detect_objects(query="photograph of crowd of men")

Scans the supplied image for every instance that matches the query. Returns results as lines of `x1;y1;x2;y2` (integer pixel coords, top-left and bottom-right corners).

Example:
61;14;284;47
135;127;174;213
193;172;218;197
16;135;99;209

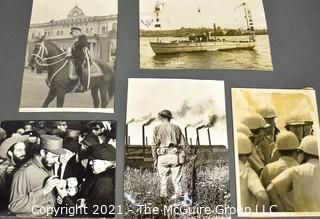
0;120;116;217
232;88;320;216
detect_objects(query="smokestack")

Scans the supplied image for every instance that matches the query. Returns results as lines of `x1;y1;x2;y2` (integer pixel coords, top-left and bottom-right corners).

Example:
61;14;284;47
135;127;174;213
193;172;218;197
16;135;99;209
196;128;200;145
125;124;129;146
207;128;211;146
184;126;189;145
142;125;146;146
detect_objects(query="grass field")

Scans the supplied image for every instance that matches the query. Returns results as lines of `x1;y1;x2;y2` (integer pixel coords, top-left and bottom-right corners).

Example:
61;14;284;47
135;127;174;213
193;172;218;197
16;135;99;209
124;160;230;218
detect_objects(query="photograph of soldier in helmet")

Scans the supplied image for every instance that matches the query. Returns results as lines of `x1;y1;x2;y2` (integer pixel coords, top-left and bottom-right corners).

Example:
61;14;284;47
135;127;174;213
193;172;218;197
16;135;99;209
232;88;320;217
124;79;230;218
20;0;117;112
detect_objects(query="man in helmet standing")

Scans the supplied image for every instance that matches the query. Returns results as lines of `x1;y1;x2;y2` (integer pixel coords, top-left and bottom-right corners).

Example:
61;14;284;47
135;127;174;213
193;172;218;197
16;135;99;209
68;26;90;92
284;113;305;142
237;132;269;212
267;135;320;212
300;112;314;137
237;123;265;175
257;106;280;143
241;113;272;165
152;110;187;206
260;131;300;207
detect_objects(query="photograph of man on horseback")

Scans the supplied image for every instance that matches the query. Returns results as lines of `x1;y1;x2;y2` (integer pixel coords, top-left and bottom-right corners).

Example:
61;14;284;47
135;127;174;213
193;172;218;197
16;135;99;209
20;0;117;112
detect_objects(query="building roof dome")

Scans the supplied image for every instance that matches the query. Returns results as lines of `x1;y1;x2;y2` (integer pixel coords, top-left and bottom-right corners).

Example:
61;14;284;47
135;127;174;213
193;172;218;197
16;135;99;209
67;5;85;18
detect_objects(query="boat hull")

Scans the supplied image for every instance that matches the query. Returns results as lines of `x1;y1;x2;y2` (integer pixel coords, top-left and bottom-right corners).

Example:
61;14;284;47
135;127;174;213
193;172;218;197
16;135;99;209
150;41;255;55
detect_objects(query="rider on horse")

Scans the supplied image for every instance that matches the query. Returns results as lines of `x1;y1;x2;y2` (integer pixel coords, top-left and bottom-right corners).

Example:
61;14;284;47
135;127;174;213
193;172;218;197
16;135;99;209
68;26;91;92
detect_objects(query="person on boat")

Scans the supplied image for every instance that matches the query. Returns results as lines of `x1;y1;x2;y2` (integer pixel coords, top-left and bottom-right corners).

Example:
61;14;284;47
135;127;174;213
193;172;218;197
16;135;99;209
68;27;91;92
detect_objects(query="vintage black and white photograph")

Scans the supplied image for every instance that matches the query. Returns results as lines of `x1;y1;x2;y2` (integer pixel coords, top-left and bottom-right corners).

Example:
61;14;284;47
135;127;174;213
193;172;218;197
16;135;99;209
20;0;117;112
124;78;230;218
0;120;116;217
140;0;273;70
232;88;320;217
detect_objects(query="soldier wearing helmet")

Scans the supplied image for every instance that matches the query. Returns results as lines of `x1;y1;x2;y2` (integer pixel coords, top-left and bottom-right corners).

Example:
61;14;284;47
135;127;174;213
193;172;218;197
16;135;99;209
257;106;280;142
152;110;187;206
237;132;270;212
237;124;265;174
241;113;272;165
267;135;320;212
284;113;305;142
260;131;300;203
300;112;314;137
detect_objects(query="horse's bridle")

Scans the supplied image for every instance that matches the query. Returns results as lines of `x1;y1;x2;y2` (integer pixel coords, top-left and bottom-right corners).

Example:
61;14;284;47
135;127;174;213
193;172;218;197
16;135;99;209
31;41;71;86
31;42;70;67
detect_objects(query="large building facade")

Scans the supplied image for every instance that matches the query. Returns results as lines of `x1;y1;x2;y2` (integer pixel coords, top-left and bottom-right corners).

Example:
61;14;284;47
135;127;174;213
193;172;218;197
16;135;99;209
25;6;117;66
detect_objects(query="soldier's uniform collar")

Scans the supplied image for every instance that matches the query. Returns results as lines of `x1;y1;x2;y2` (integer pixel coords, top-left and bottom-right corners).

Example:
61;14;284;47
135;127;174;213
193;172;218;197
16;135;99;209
32;154;52;173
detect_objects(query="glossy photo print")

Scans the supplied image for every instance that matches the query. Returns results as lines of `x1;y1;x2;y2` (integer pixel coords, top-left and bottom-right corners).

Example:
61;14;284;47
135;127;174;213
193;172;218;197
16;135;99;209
140;0;273;70
124;78;230;218
20;0;117;112
232;88;320;217
0;120;116;217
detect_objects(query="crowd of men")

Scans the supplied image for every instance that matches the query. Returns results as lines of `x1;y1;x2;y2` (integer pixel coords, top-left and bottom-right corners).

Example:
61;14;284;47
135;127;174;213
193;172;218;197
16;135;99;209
237;106;319;212
0;121;116;217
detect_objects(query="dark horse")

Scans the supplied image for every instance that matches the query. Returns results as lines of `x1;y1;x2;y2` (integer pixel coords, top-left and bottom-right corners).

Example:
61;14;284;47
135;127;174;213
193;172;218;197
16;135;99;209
29;36;115;108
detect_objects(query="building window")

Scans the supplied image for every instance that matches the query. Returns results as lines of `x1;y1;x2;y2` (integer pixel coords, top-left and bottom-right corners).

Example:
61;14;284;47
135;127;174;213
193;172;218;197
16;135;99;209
102;26;106;34
61;30;63;35
57;31;59;36
31;33;35;39
86;28;89;34
90;28;93;34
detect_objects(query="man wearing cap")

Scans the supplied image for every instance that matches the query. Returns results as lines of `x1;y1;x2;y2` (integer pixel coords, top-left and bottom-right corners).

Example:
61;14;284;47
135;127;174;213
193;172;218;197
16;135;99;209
152;110;187;205
56;144;115;217
0;135;29;211
89;121;110;144
52;121;68;139
267;135;320;212
68;26;90;92
237;132;270;212
260;131;300;211
8;135;65;217
241;113;272;165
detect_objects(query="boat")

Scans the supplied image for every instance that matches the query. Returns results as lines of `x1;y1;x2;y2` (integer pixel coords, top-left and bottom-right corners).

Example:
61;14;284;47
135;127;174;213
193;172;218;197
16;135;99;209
149;2;256;55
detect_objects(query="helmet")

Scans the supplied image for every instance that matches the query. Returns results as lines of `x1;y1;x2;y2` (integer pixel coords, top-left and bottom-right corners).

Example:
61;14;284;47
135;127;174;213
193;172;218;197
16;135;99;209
257;106;277;119
158;110;173;119
237;123;253;137
241;113;270;130
276;131;299;150
300;112;313;123
285;113;305;126
237;132;252;155
299;135;318;156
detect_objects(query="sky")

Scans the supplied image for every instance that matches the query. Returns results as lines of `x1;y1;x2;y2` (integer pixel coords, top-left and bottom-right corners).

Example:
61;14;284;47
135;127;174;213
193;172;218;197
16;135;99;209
232;88;319;130
126;78;228;147
140;0;269;30
30;0;118;24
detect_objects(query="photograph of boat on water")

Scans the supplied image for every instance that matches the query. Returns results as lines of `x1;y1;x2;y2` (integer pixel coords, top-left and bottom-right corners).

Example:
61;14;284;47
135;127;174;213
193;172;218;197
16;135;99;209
19;0;117;113
140;0;273;71
232;88;320;217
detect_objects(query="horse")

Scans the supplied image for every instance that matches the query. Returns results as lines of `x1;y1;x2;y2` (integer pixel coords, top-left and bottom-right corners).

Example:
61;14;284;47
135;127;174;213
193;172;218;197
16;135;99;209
28;36;115;108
